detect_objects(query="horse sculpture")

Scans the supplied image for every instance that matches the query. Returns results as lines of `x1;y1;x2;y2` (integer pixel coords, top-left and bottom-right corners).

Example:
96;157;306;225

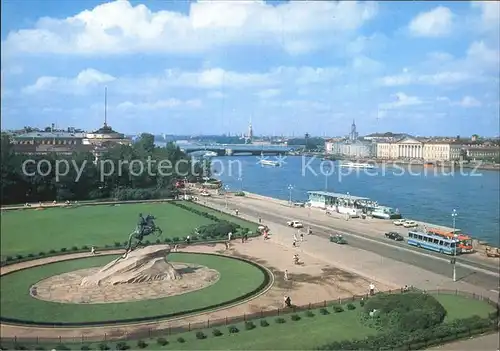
124;214;163;257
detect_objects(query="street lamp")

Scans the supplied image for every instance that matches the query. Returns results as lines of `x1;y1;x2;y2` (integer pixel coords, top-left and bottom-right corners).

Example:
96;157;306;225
224;185;229;208
324;166;329;191
451;209;458;282
184;177;188;200
238;177;243;191
288;184;293;206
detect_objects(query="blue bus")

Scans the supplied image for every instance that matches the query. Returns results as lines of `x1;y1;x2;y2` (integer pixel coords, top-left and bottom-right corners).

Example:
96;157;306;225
407;231;459;255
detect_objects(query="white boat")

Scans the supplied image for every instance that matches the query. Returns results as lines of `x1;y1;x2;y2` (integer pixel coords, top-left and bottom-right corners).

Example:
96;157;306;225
259;159;281;167
371;206;402;220
203;151;217;158
339;162;375;169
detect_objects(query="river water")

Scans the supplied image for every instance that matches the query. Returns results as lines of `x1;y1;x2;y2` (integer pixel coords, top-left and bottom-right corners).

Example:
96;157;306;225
210;155;500;245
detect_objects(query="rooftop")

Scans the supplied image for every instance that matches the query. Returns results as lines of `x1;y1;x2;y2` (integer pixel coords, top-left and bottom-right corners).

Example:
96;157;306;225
307;191;370;201
12;132;86;139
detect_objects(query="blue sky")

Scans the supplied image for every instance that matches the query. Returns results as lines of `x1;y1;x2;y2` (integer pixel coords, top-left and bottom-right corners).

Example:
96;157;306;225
1;0;499;137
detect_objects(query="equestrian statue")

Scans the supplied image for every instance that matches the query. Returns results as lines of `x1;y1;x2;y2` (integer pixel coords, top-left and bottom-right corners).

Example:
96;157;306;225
123;213;163;258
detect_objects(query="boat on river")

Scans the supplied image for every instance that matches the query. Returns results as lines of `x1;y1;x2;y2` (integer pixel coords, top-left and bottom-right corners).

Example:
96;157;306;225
307;191;401;219
339;162;376;169
259;159;281;167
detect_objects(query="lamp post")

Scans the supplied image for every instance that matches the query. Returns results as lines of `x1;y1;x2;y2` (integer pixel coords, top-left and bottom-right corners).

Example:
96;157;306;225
238;177;243;191
288;184;293;206
184;177;188;200
224;185;229;209
451;209;458;282
324;166;329;191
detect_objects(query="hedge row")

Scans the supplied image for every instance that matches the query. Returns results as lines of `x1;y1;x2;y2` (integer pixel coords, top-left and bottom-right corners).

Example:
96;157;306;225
317;313;499;350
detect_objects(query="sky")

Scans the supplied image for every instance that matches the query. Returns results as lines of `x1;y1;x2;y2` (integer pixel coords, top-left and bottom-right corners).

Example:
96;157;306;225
1;0;499;137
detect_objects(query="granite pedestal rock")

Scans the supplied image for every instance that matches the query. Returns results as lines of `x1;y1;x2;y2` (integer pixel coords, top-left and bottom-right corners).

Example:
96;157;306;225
81;245;181;286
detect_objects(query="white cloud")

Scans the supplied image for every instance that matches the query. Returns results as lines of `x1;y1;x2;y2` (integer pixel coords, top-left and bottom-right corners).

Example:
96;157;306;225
256;89;280;99
453;96;482;108
466;41;500;69
351;56;383;74
379;71;476;87
2;0;377;56
22;69;115;94
408;6;454;37
471;1;500;34
206;91;226;99
379;92;423;109
22;66;344;95
116;99;201;111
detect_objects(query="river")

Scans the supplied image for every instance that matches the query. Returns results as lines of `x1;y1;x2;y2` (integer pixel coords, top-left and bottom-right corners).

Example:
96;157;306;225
210;155;500;245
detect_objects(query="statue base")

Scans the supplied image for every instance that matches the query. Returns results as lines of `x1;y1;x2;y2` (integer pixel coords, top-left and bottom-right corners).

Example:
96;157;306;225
81;245;181;287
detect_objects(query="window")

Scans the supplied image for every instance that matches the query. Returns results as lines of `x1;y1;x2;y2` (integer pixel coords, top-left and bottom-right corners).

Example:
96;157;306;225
439;240;444;246
417;235;423;241
444;242;450;247
433;238;439;244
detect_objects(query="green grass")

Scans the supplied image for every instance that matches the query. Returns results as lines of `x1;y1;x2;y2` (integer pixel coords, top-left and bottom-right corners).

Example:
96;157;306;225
0;203;216;257
2;294;496;350
0;253;267;324
433;293;497;322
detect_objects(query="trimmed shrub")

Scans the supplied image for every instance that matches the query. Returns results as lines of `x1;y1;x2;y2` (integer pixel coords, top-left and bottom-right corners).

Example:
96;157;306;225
60;248;67;252
157;337;168;346
136;340;147;349
5;256;13;261
228;325;239;333
333;305;344;313
362;292;447;332
291;314;301;321
275;317;286;324
115;342;129;350
38;252;45;257
82;245;89;250
27;253;34;258
172;237;180;242
319;308;330;315
114;242;121;247
155;239;161;244
98;344;110;350
163;237;172;243
244;321;256;330
195;331;206;340
49;249;56;254
15;254;23;260
260;319;269;327
176;337;185;343
71;246;78;251
212;329;223;336
80;345;91;350
13;345;26;350
347;303;356;310
305;310;315;317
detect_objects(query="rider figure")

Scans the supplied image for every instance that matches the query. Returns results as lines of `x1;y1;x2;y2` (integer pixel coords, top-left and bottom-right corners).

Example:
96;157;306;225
138;213;147;236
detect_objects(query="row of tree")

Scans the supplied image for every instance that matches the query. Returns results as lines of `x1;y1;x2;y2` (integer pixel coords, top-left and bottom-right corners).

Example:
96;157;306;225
0;133;210;205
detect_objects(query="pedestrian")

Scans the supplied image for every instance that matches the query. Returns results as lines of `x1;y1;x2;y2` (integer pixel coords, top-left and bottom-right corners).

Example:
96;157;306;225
293;232;298;242
300;232;304;242
258;217;262;224
292;239;297;247
235;209;239;216
224;241;229;250
173;244;179;252
369;283;376;296
244;233;248;242
284;269;289;281
186;235;191;245
228;232;232;241
91;246;95;255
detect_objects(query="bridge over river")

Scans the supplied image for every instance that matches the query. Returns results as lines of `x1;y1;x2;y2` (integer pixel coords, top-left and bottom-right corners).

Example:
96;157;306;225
178;144;293;156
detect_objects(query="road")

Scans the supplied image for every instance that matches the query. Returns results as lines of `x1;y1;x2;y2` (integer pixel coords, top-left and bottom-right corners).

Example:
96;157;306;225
206;195;500;293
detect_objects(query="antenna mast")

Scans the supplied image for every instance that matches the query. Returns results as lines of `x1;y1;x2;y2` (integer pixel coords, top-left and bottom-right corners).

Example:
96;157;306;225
104;87;108;127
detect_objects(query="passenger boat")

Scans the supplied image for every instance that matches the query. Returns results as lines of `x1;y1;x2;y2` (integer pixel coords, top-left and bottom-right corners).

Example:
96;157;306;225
259;159;281;167
307;191;401;219
339;162;375;169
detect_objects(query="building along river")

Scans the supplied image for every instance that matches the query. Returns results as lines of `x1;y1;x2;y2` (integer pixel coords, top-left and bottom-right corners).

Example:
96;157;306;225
211;155;500;246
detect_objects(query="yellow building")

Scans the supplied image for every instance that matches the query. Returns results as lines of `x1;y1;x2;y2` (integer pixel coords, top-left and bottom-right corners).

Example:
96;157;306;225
376;137;462;161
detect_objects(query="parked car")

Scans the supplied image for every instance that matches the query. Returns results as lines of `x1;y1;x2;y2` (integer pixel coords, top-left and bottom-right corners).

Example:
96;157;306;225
200;191;210;196
385;232;404;241
403;220;418;228
393;219;407;226
287;220;303;228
